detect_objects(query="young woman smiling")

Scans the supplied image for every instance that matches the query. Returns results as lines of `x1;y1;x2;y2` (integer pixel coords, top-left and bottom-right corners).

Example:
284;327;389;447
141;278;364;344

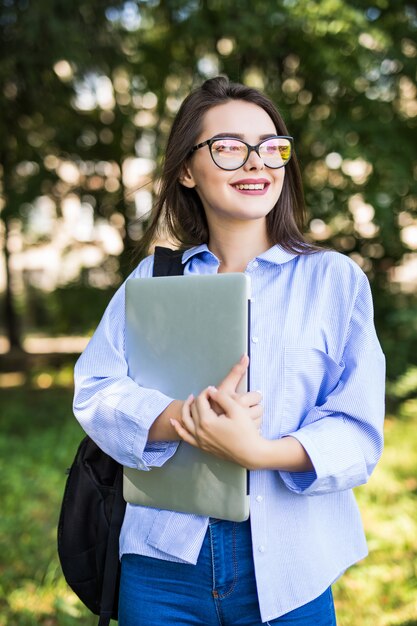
73;77;385;625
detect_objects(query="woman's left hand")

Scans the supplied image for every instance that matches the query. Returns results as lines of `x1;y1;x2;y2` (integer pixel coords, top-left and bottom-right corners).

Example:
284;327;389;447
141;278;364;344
170;387;266;469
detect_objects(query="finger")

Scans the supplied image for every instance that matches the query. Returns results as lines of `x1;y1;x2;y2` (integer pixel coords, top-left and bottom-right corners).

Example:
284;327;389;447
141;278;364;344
194;390;217;422
195;386;223;416
181;393;194;417
249;404;263;420
189;398;202;426
182;407;197;434
206;387;240;417
253;415;262;428
181;394;196;432
218;355;249;395
170;419;199;447
236;390;262;408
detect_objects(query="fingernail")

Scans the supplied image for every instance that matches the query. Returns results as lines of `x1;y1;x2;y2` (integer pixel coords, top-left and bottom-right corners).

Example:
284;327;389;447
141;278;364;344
208;385;217;392
169;418;176;426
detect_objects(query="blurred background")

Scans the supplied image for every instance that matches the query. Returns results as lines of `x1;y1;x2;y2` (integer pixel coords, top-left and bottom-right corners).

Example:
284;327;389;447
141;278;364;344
0;1;416;625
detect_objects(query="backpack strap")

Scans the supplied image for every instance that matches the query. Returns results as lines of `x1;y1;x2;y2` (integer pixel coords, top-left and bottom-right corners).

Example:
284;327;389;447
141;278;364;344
98;467;126;626
153;246;185;276
97;246;185;626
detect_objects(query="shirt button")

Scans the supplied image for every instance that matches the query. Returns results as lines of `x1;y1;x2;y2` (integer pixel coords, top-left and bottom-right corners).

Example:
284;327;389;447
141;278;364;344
252;336;259;343
251;297;256;303
256;495;263;503
258;545;266;553
253;260;259;268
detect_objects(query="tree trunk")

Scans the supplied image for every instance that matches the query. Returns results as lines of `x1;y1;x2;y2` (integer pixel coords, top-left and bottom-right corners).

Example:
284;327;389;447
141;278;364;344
2;216;23;351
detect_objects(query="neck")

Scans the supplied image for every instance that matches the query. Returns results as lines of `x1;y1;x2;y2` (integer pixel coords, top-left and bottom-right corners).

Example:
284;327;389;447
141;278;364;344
208;220;271;273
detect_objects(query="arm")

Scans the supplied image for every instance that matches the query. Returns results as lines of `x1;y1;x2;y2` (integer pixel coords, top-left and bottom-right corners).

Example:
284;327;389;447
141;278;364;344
279;272;385;495
73;258;180;470
171;387;313;471
172;272;385;492
74;260;260;468
148;355;260;441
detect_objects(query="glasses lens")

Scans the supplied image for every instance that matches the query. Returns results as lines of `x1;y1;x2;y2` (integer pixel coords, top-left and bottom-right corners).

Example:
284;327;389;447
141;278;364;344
259;137;292;168
210;139;248;170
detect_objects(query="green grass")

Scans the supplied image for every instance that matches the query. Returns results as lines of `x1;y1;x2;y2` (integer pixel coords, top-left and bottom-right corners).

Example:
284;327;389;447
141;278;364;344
334;401;417;626
0;380;100;626
1;371;416;625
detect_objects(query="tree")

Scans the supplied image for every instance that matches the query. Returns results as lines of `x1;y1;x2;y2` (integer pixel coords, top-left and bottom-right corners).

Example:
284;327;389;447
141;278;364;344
1;0;416;379
111;0;417;378
0;0;126;348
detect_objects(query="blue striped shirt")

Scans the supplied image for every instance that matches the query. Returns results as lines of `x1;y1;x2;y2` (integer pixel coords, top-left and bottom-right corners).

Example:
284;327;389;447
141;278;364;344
73;243;385;622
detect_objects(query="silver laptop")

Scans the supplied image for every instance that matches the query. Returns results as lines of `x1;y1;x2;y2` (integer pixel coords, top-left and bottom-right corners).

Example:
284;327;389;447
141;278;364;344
123;272;251;522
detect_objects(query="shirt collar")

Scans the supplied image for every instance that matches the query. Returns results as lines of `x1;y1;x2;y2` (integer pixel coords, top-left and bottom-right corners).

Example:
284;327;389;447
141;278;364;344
182;243;299;267
181;244;212;264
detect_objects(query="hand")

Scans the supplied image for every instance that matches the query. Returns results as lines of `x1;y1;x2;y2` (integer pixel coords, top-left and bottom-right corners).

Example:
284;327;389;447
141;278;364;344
170;386;265;469
148;356;258;443
215;355;261;419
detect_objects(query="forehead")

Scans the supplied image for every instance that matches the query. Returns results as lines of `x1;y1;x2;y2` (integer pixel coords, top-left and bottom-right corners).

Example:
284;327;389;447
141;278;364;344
199;100;277;140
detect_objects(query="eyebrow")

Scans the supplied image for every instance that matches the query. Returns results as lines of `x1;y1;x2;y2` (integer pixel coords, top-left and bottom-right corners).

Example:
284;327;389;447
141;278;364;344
212;132;277;140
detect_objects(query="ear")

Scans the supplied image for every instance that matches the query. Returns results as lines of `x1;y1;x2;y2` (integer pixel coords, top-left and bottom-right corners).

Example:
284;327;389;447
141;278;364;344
178;163;196;188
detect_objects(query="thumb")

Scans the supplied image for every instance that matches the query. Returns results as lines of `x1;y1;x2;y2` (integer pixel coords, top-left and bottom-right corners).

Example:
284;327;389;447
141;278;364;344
218;355;249;394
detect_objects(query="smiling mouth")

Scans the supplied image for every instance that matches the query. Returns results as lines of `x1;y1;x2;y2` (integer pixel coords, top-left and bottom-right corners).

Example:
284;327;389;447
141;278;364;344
234;183;267;190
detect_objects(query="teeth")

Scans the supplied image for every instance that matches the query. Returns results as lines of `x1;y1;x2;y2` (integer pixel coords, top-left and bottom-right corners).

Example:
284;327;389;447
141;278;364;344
236;183;265;190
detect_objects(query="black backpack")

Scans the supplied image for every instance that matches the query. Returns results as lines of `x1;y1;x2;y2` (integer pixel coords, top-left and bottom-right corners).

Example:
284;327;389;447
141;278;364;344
57;247;185;626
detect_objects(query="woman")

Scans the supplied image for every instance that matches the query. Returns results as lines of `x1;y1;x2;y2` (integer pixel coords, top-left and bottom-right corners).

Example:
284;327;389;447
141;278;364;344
73;76;385;625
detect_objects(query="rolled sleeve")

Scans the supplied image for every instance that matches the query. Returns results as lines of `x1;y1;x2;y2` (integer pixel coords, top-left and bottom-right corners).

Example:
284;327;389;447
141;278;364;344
74;366;179;470
280;273;385;495
143;441;180;467
73;256;180;470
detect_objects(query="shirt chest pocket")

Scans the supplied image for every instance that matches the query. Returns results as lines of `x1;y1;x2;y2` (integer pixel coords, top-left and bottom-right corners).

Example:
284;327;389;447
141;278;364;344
280;346;345;436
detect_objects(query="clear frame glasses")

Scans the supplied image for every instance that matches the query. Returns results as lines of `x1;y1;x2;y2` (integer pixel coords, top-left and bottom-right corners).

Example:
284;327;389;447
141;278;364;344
189;135;293;171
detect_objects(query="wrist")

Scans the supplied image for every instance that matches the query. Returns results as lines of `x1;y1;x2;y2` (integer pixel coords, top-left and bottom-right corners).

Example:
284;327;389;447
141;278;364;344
148;399;184;441
246;436;272;470
249;436;314;472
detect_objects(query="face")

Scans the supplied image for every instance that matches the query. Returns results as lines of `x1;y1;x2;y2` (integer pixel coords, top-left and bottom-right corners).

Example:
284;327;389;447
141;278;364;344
180;100;286;229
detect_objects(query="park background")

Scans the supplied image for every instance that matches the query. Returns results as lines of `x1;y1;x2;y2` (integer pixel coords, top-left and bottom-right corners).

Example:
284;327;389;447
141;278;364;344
0;1;416;624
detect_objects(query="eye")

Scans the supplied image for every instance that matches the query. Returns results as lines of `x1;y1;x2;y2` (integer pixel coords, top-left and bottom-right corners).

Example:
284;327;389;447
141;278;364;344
266;144;280;154
260;139;291;161
212;140;245;154
261;140;280;153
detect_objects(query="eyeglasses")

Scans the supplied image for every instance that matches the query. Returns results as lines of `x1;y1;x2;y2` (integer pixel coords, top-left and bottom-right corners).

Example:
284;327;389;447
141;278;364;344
189;135;293;171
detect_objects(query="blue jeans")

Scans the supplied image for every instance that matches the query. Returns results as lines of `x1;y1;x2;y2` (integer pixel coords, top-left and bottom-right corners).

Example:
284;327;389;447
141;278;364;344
119;518;337;625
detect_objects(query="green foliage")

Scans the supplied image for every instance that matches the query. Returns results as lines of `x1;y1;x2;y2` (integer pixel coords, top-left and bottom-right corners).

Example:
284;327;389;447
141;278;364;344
375;290;417;381
0;376;416;625
24;283;116;336
1;0;417;378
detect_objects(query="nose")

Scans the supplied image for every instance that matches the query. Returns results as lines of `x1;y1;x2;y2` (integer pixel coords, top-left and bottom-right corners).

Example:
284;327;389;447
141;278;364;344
243;147;264;171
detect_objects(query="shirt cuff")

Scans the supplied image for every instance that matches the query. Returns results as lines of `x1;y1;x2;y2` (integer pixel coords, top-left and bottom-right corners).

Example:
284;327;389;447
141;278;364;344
279;427;367;495
279;430;323;494
143;441;180;467
131;392;177;470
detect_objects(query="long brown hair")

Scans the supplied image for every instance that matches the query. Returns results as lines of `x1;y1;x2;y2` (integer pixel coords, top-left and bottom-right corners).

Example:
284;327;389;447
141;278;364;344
137;76;315;257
